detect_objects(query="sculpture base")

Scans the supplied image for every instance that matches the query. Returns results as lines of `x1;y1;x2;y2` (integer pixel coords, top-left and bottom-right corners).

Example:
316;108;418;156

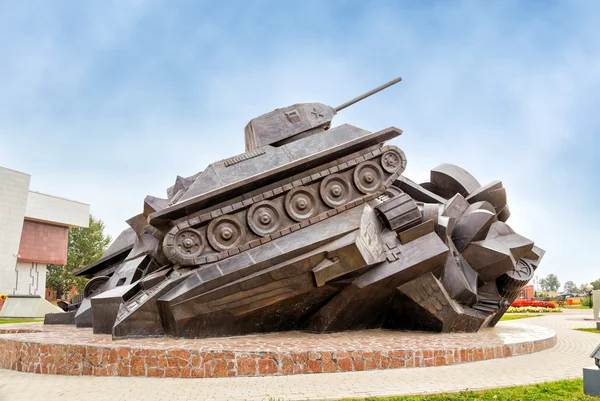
584;367;600;396
0;295;62;318
0;322;556;378
44;311;76;325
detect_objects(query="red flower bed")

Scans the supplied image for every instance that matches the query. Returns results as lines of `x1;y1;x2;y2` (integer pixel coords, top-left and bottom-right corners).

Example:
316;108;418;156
511;300;556;309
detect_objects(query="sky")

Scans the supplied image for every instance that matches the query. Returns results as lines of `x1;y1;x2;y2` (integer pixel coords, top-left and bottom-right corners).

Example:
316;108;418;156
1;0;599;289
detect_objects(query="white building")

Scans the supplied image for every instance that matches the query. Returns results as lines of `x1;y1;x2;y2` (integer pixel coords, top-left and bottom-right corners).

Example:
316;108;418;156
0;166;90;298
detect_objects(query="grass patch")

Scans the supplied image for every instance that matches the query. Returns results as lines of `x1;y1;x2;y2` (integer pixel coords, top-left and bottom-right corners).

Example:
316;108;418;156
500;314;541;321
0;319;43;324
564;305;591;309
575;328;600;334
334;379;592;400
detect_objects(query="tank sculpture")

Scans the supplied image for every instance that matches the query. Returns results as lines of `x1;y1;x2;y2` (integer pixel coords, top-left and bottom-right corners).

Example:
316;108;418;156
45;77;544;339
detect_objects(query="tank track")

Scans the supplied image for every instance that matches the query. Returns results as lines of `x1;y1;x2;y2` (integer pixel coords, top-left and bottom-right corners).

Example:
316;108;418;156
162;145;407;267
496;259;536;299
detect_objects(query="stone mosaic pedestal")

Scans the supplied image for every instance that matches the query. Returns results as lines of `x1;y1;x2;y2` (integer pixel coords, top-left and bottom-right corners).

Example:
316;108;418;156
0;322;557;378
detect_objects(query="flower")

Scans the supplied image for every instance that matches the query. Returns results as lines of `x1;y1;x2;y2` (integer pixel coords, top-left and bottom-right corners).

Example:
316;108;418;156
511;300;556;309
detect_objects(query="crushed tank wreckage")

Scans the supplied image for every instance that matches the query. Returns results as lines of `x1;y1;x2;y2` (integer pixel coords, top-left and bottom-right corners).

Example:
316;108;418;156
46;77;544;339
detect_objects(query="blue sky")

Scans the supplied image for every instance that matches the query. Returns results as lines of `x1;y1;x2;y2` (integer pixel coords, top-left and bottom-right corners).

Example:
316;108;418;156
1;0;598;288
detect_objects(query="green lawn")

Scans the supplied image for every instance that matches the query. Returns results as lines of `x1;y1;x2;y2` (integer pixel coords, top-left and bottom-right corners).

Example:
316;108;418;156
500;314;541;321
563;305;591;309
0;319;43;324
334;379;593;401
575;328;600;334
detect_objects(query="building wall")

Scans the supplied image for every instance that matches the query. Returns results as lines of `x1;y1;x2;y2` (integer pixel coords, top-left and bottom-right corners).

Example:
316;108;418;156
517;285;535;300
1;165;89;298
523;285;535;300
18;221;68;264
25;191;89;228
13;261;46;296
0;167;31;295
46;286;79;302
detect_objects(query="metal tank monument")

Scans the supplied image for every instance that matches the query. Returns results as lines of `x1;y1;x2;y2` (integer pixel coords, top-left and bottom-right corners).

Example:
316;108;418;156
45;76;544;339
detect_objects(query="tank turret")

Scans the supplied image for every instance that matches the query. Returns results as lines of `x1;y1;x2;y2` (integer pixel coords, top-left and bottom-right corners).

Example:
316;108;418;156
244;77;402;151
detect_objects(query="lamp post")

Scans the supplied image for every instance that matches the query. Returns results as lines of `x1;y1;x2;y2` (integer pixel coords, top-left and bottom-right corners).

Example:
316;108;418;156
587;284;594;309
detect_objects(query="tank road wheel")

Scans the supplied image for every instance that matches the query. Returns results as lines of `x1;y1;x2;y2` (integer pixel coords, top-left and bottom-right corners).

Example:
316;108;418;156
510;260;534;281
497;259;536;298
83;276;109;299
381;148;407;174
247;200;283;236
177;228;205;257
208;215;246;252
163;228;206;265
353;161;384;194
320;174;350;208
285;186;318;222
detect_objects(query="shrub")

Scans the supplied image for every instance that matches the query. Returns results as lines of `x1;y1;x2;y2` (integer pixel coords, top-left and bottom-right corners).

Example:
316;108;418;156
511;300;556;309
507;306;562;313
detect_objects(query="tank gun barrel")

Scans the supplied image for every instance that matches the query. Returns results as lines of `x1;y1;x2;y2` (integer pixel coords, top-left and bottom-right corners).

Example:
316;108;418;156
334;76;402;112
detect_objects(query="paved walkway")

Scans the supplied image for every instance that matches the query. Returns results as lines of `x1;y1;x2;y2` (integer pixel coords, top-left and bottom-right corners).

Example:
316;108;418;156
0;310;597;401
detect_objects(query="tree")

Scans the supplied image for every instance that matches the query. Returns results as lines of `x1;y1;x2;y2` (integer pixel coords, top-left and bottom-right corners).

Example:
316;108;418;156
539;274;560;292
47;216;111;298
579;283;590;294
563;281;578;294
591;279;600;290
